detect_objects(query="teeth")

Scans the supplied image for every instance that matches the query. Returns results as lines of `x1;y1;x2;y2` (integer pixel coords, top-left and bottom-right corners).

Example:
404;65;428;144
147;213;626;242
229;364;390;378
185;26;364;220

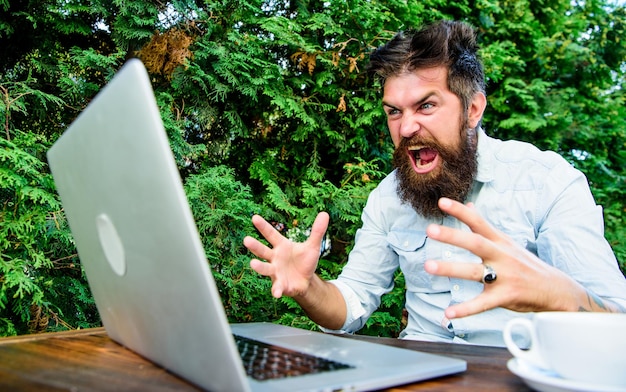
408;147;421;161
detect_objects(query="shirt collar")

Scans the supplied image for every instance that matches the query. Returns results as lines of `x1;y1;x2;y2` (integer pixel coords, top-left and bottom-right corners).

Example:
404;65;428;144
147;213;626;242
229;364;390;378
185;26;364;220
475;127;495;184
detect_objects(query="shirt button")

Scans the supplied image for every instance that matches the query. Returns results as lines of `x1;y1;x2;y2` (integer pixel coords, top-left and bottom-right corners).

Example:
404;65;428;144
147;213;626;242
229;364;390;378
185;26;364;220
458;333;465;338
404;241;409;247
444;251;452;258
453;284;460;291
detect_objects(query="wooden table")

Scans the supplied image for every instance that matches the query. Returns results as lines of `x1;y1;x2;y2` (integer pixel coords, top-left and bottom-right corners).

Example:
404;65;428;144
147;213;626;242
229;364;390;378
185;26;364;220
0;327;531;391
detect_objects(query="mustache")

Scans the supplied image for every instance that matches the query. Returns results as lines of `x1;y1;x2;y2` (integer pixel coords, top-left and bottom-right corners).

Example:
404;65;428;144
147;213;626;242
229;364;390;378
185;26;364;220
399;135;438;149
397;135;460;161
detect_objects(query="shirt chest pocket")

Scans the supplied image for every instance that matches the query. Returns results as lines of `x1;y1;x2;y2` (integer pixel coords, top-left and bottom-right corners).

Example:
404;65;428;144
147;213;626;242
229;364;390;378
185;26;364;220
387;230;427;254
387;230;447;292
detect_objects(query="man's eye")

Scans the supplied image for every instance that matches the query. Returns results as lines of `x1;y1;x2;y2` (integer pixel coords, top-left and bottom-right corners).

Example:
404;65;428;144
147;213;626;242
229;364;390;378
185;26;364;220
386;108;400;116
421;103;434;110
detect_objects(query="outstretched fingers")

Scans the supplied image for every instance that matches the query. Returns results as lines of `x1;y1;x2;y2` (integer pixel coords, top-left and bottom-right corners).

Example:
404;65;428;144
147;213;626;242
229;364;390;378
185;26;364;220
250;214;286;246
436;198;499;240
243;215;289;279
243;235;271;261
424;259;484;282
244;214;295;261
445;295;502;319
244;212;330;299
306;212;330;248
427;198;504;260
249;257;275;276
426;221;497;262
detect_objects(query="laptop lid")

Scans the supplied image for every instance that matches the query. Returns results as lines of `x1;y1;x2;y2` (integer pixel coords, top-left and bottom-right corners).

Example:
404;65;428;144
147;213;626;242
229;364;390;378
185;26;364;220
47;59;466;392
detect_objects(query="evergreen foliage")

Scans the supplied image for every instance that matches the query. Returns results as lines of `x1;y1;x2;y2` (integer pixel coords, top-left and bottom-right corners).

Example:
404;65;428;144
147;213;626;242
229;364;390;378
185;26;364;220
1;0;624;337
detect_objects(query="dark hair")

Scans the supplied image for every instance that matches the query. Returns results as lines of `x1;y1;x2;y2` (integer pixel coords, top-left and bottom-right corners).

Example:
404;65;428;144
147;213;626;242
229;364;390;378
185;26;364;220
368;20;485;114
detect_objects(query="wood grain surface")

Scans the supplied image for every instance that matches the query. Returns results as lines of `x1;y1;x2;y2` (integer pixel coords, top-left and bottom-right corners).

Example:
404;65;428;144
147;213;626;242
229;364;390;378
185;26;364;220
0;328;531;391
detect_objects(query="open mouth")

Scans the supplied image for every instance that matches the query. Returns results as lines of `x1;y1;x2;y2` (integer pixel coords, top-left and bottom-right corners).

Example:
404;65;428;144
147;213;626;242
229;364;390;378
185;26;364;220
408;146;439;174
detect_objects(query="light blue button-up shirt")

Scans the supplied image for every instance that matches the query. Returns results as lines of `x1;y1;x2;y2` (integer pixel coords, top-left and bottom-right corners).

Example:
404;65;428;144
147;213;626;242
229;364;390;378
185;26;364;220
328;128;626;346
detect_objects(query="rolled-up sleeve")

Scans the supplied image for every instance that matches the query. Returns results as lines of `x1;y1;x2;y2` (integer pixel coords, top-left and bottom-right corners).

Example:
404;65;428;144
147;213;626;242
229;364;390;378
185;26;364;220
320;182;400;333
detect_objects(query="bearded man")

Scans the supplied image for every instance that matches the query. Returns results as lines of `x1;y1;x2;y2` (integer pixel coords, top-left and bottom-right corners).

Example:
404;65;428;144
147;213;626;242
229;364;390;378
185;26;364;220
243;20;626;347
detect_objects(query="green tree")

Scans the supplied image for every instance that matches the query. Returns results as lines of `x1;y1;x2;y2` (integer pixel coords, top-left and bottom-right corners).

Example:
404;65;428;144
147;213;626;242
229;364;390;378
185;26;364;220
472;1;626;263
1;112;98;336
1;0;624;337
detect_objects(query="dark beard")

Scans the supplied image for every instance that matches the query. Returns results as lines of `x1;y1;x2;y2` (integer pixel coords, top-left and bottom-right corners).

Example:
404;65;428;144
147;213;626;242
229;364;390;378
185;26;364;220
393;127;478;220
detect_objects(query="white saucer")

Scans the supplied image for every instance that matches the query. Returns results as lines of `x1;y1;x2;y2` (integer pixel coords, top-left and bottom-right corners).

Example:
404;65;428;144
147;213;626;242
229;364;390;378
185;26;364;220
507;358;626;392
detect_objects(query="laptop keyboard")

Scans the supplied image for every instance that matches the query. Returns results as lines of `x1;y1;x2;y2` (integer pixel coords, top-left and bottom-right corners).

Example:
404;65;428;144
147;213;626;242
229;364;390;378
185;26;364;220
234;334;353;381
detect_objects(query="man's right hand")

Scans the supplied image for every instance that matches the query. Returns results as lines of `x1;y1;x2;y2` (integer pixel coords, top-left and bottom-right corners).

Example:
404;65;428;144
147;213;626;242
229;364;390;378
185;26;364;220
243;212;330;298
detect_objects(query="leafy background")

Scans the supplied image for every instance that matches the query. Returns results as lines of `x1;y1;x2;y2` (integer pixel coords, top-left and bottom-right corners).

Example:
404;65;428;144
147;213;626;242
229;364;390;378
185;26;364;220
1;0;625;336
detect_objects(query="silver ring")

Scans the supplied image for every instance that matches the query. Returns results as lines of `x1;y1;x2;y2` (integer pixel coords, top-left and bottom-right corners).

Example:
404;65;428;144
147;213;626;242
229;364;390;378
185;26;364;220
482;264;497;284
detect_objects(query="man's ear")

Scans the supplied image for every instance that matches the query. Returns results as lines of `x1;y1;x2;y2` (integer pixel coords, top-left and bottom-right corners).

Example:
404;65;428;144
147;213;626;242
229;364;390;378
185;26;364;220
468;92;487;129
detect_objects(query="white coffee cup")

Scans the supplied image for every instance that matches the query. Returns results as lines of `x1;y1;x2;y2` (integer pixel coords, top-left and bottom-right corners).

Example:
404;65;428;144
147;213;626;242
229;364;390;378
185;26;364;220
503;312;626;387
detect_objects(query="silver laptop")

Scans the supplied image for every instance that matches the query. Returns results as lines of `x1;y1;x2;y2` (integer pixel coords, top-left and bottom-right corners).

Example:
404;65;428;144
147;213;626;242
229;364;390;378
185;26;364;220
47;59;466;392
